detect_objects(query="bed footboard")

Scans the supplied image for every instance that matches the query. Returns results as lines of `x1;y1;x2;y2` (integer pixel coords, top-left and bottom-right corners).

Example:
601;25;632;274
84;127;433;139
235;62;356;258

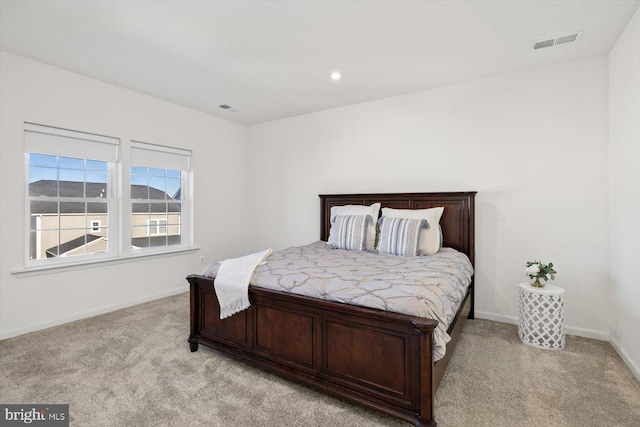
187;274;440;427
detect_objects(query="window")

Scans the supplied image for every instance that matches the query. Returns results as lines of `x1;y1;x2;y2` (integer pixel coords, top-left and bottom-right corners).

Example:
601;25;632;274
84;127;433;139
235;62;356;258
130;141;190;252
23;123;192;270
148;219;167;236
25;124;117;263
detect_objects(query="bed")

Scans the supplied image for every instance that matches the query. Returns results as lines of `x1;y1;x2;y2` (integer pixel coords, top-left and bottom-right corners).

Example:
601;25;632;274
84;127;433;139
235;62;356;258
187;192;476;427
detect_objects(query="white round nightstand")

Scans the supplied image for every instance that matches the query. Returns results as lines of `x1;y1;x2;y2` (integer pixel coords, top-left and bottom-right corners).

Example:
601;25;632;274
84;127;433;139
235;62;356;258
518;282;566;350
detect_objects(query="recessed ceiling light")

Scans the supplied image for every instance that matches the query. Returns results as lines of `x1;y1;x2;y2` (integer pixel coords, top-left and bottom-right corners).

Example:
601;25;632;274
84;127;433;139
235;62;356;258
331;72;341;80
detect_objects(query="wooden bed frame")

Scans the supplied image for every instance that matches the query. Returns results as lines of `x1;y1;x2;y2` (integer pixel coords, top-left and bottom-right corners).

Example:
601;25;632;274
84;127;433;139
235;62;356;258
187;192;475;426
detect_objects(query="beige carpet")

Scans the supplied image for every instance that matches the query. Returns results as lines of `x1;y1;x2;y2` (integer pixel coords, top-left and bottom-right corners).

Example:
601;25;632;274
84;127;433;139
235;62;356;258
1;292;638;426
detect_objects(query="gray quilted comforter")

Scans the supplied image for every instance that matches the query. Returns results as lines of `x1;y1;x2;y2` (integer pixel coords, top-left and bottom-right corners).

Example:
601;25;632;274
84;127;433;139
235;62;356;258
203;241;473;360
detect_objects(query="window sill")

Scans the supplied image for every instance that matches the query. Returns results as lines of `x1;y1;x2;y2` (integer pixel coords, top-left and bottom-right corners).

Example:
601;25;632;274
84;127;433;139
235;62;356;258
12;246;200;278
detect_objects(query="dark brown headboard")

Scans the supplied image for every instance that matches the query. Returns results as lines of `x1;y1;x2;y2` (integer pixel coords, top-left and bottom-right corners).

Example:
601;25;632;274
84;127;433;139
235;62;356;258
319;192;476;267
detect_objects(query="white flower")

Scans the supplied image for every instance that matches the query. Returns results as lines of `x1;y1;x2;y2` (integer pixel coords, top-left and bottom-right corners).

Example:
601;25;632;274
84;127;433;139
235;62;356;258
525;264;540;276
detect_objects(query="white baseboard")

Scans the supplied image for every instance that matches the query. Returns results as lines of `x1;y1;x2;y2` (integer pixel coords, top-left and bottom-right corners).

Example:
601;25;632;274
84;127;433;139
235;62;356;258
0;286;188;340
474;310;610;341
609;336;640;382
474;310;518;324
565;324;610;341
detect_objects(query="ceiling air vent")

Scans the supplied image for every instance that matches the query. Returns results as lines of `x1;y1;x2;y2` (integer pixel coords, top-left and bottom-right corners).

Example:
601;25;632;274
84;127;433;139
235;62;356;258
219;104;232;109
532;31;583;50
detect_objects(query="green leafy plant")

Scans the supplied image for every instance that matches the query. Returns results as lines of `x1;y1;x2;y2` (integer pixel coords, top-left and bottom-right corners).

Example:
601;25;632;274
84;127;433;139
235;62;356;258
525;260;557;282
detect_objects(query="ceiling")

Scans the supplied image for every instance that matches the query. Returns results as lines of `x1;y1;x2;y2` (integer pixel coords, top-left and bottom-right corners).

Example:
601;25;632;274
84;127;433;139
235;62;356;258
1;1;639;125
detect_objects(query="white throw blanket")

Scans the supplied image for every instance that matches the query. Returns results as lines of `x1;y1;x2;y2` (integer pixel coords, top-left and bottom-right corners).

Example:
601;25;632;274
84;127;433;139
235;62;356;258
214;249;272;319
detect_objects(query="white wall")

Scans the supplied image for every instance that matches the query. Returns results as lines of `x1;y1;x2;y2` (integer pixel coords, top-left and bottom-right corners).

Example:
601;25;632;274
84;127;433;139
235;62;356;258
0;52;249;338
247;56;611;339
609;7;640;379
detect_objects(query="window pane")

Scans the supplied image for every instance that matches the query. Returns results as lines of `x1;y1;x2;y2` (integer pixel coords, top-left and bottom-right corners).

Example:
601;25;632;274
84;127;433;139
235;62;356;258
166;178;181;200
131;166;148;175
87;203;108;230
29;153;58;167
86;172;107;183
168;233;182;246
59;232;88;257
148;176;166;199
167;223;182;239
35;230;59;259
59;156;84;170
132;204;150;231
59;169;85;197
86;172;107;198
130;174;147;185
60;201;85;217
86;160;107;172
131;228;149;249
59;227;85;242
30;201;58;229
59;169;84;181
29;231;38;259
61;233;108;257
29;167;58;196
59;211;86;254
88;234;108;255
87;202;108;215
149;168;165;177
150;202;168;215
166;169;180;178
150;235;168;247
132;203;150;214
131;174;149;200
166;198;181;247
168;202;181;216
131;225;148;239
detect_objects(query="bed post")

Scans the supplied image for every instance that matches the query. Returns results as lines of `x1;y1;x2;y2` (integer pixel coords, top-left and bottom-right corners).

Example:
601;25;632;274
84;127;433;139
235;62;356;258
414;319;438;427
468;279;475;320
466;192;476;320
187;275;200;352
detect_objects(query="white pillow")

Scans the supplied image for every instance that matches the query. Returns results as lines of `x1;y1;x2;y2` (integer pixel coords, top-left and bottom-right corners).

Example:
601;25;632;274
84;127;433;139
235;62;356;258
381;207;444;255
328;203;381;250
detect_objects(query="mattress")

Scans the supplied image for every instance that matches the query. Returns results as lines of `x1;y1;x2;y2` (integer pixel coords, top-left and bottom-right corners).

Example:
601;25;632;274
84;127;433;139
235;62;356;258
203;241;473;360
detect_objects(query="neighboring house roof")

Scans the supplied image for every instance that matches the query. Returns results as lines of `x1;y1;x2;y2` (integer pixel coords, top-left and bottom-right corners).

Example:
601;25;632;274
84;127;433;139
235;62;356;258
46;234;103;257
30;180;180;214
30;180;108;198
46;234;182;257
131;235;182;248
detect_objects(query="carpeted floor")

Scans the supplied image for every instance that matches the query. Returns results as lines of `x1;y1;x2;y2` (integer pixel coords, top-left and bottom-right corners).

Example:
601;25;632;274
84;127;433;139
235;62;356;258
1;292;638;426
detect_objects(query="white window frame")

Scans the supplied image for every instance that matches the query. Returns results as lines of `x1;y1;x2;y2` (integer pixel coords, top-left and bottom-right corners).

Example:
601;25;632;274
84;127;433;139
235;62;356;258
24;123;119;268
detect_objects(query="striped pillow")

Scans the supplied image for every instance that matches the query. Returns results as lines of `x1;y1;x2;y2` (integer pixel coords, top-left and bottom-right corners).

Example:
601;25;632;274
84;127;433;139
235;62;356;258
376;217;426;257
381;207;444;255
330;215;371;251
